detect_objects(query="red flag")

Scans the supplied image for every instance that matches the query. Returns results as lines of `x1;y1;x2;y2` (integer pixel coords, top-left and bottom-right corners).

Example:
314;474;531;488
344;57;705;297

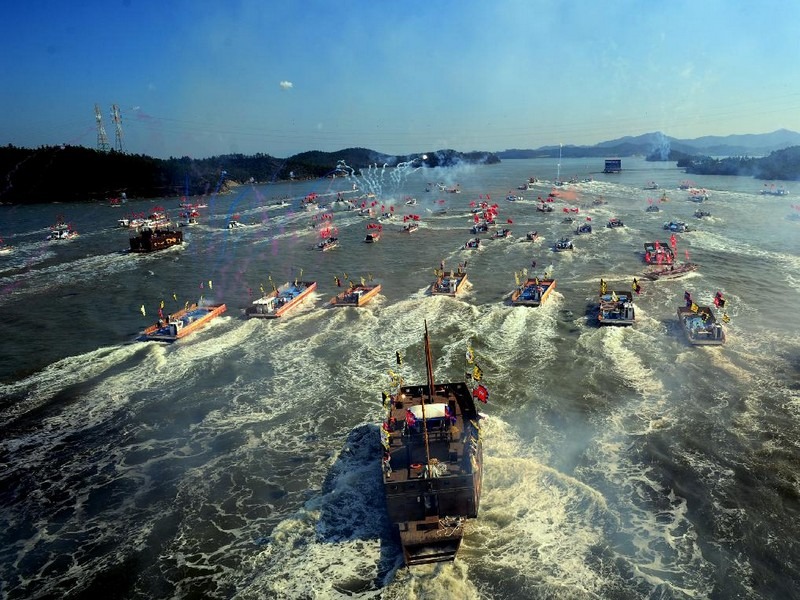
507;218;513;224
685;249;691;260
473;384;489;403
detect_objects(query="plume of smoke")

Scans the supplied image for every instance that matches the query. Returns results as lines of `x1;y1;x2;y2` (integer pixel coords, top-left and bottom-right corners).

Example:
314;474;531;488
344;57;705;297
652;132;671;160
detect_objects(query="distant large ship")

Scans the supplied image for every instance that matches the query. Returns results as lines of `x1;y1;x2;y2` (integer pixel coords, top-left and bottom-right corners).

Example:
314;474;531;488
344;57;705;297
381;322;484;566
129;227;183;253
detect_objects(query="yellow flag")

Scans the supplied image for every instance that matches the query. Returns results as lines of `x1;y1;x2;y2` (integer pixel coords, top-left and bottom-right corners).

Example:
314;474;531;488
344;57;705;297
361;276;366;287
514;271;520;286
473;364;483;381
140;304;146;316
690;302;699;313
722;312;731;323
172;293;177;301
208;280;213;290
160;299;165;309
600;279;607;294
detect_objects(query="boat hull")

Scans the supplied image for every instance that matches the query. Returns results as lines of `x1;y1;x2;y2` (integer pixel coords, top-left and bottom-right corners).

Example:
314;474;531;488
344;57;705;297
130;229;183;253
430;273;468;296
245;281;317;318
677;306;726;345
598;291;635;326
140;303;226;342
329;284;381;307
643;262;699;280
510;278;555;307
383;379;483;567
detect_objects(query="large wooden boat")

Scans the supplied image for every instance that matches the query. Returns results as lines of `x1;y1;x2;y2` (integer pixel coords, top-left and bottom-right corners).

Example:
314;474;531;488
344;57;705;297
430;267;468;297
510;277;556;307
328;283;382;307
139;302;226;342
643;262;699;281
245;281;317;318
597;290;636;326
382;322;484;566
129;227;183;253
677;305;726;345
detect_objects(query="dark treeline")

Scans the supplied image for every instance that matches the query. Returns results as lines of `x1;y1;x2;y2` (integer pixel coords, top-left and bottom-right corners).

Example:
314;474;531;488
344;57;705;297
0;144;499;205
676;146;800;180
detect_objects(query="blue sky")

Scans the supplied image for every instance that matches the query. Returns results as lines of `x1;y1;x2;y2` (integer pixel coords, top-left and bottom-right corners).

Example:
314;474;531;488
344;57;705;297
3;0;800;159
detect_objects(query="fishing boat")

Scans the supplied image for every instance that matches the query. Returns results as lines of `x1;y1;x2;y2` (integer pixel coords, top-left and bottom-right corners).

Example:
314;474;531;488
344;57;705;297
687;188;709;202
554;237;574;251
663;221;690;232
643;262;699;280
329;283;382;307
506;195;523;202
693;209;711;218
129;227;183;253
364;223;382;243
470;221;489;234
525;231;539;241
48;226;78;240
227;219;255;229
139;302;226;342
401;222;419;233
575;223;592;234
645;204;661;213
606;217;624;228
316;236;339;251
537;202;554;212
643;241;674;264
643;181;659;190
761;184;789;196
245;281;317;318
464;237;481;250
430;267;468;296
597;289;636;326
510;277;556;307
491;227;512;239
381;322;483;566
677;305;726;345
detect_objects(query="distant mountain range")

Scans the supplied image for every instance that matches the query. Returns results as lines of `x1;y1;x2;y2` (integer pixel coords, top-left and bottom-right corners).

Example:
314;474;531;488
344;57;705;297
496;129;800;160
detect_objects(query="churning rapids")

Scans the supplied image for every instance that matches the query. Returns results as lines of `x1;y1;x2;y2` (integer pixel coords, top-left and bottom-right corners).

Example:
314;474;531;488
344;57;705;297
1;157;799;599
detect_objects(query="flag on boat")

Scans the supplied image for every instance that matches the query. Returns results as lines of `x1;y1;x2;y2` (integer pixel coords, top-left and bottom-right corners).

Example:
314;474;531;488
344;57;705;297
380;425;390;450
600;279;607;294
395;351;402;365
690;302;699;313
465;345;475;364
722;312;731;323
405;409;417;427
472;364;483;381
714;291;726;308
473;384;489;403
632;278;641;295
140;304;146;316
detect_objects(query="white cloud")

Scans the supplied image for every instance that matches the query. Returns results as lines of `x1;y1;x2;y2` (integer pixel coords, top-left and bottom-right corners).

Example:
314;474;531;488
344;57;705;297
279;81;293;90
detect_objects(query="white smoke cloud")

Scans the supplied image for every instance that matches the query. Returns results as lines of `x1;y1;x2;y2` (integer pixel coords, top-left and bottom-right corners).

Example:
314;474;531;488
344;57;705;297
279;81;293;90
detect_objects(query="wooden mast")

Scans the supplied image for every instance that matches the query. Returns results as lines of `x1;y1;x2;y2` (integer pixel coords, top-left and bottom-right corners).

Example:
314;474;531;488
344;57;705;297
421;321;434;473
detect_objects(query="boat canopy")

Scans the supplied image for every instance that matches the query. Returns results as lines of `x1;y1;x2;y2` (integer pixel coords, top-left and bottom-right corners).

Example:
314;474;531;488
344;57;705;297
408;402;449;420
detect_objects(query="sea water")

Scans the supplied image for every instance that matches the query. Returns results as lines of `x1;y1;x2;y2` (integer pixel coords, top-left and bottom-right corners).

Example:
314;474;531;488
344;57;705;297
0;158;798;599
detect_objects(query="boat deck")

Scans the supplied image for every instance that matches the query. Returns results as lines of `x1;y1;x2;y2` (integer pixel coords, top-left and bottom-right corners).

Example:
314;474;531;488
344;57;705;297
383;381;482;565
